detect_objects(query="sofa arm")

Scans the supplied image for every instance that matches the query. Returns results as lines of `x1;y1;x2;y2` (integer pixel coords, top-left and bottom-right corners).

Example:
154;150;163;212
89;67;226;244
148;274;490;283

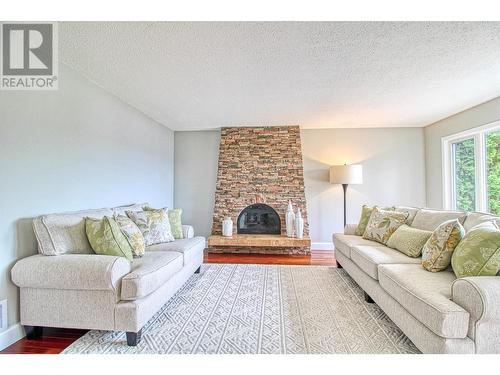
182;225;194;239
11;254;131;293
344;224;358;235
452;277;500;353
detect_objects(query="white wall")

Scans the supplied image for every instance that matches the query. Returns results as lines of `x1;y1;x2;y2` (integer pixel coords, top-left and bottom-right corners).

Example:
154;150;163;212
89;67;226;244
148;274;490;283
0;64;174;347
301;128;426;244
174;128;427;245
174;131;220;237
425;96;500;209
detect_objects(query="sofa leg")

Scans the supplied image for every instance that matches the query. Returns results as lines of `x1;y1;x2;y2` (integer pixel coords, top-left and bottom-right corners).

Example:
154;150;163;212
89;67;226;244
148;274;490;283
335;260;342;269
364;291;375;304
24;325;43;340
195;266;201;274
126;329;142;346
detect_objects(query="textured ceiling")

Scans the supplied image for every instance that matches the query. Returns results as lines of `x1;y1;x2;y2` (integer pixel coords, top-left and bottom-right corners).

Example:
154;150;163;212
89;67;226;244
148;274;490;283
60;22;500;130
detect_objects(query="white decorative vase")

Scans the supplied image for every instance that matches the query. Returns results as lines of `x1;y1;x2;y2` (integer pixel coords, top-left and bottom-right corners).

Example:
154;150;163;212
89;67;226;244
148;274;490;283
222;217;233;237
285;200;295;237
295;209;304;239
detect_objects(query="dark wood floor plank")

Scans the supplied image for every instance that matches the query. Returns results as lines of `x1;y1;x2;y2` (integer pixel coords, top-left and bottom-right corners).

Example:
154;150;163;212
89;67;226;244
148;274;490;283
204;249;336;266
1;250;336;354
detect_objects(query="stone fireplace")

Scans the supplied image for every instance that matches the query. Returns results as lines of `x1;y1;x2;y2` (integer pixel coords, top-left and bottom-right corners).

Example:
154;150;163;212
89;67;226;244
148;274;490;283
208;126;310;254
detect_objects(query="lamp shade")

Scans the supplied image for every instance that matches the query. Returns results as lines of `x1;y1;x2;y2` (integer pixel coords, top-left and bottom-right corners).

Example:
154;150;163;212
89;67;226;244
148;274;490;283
330;164;363;184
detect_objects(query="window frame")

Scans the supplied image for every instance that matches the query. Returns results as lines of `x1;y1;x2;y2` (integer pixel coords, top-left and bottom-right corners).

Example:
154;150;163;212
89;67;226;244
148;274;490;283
442;119;500;213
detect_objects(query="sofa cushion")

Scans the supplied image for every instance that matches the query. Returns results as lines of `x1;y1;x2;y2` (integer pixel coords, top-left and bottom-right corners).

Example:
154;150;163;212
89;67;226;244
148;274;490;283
378;264;469;338
343;224;358;235
394;206;420;225
121;251;183;300
350;245;421;280
33;208;114;255
182;225;195;239
411;208;467;231
463;212;500;232
332;234;381;259
112;203;148;216
146;236;205;265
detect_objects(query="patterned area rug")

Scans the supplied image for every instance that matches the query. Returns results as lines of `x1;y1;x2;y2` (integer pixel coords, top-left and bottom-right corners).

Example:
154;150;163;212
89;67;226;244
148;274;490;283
63;264;419;354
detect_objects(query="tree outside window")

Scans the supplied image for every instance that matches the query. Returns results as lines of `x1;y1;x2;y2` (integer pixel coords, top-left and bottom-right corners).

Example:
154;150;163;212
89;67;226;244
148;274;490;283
444;122;500;214
487;130;500;215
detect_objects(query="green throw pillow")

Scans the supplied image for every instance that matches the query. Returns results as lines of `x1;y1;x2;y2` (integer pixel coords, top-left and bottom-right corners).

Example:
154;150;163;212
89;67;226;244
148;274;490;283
167;208;183;239
355;205;394;236
386;224;432;257
451;221;500;278
362;207;408;245
422;219;464;272
85;217;133;261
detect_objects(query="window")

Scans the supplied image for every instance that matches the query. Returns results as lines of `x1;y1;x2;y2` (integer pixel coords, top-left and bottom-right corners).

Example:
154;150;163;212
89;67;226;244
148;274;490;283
442;120;500;214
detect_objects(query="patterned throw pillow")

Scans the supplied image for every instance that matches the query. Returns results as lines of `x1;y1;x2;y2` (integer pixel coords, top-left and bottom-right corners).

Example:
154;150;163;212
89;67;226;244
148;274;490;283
126;209;174;246
85;217;133;261
355;205;395;236
362;207;408;245
451;221;500;278
144;206;183;240
422;219;465;272
386;224;432;257
114;215;145;257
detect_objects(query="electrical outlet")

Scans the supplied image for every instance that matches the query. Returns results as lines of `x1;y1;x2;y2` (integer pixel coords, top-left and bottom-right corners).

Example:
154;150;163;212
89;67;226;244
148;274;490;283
0;299;6;331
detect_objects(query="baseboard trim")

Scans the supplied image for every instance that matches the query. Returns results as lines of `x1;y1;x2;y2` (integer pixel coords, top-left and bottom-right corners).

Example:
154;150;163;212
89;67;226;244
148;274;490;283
0;323;24;351
311;242;334;251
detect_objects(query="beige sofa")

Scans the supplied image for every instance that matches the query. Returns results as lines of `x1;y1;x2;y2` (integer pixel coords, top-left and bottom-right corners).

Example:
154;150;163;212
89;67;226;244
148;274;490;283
11;203;205;346
333;207;500;354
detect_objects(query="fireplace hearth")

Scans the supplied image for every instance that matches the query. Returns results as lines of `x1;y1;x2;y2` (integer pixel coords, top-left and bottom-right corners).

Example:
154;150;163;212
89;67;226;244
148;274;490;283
237;203;281;235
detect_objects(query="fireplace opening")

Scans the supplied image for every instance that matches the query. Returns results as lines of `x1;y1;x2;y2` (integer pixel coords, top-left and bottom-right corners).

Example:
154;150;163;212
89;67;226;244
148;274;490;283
237;203;281;235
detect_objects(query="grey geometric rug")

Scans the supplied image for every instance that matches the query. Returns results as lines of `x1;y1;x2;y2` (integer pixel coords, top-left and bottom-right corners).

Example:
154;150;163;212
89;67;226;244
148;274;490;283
62;264;419;354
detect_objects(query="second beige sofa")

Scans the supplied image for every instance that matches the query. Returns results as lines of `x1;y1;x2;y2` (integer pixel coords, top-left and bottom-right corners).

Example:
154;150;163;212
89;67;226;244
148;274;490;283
333;207;500;354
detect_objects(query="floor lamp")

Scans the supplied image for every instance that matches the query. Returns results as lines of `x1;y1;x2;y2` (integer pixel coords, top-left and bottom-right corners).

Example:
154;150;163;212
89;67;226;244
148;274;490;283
330;164;363;228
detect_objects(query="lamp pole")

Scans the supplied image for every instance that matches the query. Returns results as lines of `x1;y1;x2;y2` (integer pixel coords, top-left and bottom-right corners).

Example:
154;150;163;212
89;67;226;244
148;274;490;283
342;183;348;228
330;164;362;231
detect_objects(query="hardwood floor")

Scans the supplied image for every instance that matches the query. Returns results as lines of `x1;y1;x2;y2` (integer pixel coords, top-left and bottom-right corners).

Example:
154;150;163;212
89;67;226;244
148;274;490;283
204;249;336;265
0;249;335;354
0;328;88;354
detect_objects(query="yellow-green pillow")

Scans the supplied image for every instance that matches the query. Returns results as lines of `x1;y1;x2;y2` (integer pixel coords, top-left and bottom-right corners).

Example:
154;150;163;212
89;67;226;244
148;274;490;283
422;219;464;272
85;217;133;261
167;209;183;239
386;225;432;257
451;221;500;278
355;205;394;236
